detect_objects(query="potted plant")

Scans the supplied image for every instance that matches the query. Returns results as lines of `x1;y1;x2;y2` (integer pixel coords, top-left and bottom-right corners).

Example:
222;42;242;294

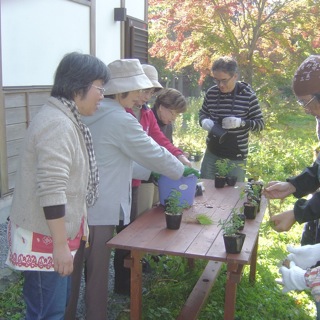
251;182;263;212
177;138;204;162
241;183;259;219
218;209;246;254
237;209;246;231
226;175;238;186
215;159;236;188
164;189;189;230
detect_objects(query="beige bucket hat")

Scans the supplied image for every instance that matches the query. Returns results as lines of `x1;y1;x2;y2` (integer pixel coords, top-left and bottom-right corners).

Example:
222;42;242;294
104;59;153;95
142;64;163;89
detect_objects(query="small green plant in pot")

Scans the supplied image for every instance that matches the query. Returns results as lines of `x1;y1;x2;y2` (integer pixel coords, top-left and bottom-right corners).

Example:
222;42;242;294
164;189;189;230
241;182;261;219
218;209;246;253
215;159;236;188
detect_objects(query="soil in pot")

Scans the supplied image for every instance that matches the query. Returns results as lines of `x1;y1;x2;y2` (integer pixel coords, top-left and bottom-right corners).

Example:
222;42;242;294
215;175;226;188
226;175;237;186
165;212;183;230
223;233;246;254
243;202;257;219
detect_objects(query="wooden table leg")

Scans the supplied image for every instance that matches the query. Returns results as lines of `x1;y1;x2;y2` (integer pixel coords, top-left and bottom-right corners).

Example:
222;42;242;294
224;263;244;320
130;250;143;320
249;237;258;283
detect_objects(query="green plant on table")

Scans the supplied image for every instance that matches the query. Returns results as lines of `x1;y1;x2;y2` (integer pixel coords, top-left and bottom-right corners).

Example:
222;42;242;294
218;208;244;236
215;159;236;177
241;182;260;206
164;189;189;215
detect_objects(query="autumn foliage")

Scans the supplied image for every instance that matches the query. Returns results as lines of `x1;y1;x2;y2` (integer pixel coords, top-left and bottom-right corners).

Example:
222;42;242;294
148;0;320;91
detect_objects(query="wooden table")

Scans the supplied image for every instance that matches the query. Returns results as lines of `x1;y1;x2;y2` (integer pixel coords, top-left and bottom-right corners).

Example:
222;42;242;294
107;179;267;320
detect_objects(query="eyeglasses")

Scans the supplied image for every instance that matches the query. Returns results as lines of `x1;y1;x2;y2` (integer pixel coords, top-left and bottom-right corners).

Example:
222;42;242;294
91;85;105;96
139;89;156;97
297;96;316;109
213;76;234;86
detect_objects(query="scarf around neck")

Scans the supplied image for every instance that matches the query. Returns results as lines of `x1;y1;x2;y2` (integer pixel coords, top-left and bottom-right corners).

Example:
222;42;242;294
58;97;99;207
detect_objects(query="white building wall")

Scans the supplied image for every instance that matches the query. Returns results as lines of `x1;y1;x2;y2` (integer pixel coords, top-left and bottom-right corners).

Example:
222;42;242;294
2;0;90;86
95;0;122;65
96;0;147;65
1;0;147;86
126;0;146;21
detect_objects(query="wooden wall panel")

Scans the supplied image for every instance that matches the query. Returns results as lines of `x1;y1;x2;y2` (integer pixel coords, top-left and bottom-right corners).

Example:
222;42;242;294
7;155;19;174
6;140;23;158
1;88;51;195
5;93;26;108
5;107;26;125
6;123;26;141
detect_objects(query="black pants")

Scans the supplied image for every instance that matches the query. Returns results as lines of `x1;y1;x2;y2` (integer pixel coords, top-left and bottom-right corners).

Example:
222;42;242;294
113;186;139;295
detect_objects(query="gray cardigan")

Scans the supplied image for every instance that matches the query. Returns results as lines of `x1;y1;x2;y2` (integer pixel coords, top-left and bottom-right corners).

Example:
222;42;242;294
10;97;89;239
83;98;184;226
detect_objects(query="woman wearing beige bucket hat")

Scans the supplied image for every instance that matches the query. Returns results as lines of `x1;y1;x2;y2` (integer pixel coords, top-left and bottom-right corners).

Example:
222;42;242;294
65;59;198;320
263;55;320;319
113;65;193;296
128;65;191;218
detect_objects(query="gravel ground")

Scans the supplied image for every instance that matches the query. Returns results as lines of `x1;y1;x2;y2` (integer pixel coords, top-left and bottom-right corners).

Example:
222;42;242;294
0;221;130;320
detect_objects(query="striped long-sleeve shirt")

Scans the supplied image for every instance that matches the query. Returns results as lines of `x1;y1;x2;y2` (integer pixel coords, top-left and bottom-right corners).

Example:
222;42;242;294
199;81;264;159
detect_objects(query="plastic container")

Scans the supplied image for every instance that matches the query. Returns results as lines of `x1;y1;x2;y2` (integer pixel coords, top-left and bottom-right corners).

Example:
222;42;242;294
158;174;198;206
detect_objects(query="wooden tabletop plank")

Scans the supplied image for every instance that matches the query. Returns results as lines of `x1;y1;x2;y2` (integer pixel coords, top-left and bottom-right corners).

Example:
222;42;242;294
107;181;267;263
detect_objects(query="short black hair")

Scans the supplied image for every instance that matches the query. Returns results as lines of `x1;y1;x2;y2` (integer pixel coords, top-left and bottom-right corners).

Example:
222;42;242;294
51;52;110;100
211;56;238;76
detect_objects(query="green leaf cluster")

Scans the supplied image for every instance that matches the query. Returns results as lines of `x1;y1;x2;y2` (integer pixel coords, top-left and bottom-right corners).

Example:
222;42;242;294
215;159;236;177
218;209;244;236
164;189;189;215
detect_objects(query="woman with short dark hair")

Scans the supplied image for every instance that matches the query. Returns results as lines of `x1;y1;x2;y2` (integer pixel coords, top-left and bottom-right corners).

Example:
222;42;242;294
6;51;110;319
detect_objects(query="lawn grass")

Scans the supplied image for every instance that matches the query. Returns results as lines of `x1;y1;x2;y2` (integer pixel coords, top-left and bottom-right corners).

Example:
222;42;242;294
139;97;318;319
1;96;318;319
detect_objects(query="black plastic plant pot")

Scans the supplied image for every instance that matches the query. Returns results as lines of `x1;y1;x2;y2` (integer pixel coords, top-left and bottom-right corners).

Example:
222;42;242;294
226;175;237;186
193;154;203;162
165;212;183;230
215;176;226;188
223;233;246;254
243;202;257;219
256;199;261;213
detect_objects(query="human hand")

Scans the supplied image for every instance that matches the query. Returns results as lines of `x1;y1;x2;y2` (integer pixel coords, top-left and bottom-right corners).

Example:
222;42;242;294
177;154;192;167
183;166;200;178
222;117;241;129
286;243;320;269
263;181;296;199
201;119;214;131
269;209;296;232
53;243;74;276
279;261;308;293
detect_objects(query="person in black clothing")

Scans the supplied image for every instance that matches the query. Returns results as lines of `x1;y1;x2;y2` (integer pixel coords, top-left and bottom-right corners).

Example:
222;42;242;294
198;56;264;181
264;55;320;320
